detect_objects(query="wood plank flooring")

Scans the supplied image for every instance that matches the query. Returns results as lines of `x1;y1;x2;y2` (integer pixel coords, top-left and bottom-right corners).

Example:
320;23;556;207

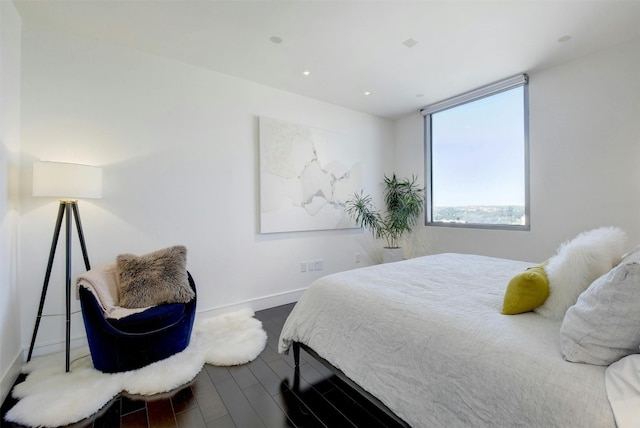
1;303;405;428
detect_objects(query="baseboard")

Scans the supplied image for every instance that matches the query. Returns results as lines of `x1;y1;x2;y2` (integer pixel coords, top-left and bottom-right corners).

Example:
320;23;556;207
1;349;22;404
20;336;89;361
196;287;306;320
14;289;304;372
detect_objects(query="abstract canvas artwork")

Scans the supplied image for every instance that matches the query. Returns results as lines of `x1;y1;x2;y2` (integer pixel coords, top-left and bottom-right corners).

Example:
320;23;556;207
259;117;361;233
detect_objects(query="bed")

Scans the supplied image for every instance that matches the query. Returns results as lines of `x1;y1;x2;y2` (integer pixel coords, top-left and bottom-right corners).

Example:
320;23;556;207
278;253;618;427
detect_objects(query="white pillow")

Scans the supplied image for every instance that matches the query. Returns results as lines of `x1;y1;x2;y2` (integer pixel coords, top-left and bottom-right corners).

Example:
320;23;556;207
606;354;640;427
560;246;640;365
535;226;626;320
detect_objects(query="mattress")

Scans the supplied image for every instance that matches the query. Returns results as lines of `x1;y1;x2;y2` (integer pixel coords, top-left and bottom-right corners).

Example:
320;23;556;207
279;253;615;427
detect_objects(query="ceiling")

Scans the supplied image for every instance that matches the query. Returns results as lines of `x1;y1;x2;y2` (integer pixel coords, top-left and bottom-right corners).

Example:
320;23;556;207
13;0;640;120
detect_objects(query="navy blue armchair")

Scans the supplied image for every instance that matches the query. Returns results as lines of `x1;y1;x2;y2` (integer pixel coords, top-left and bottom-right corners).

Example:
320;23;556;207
79;272;197;373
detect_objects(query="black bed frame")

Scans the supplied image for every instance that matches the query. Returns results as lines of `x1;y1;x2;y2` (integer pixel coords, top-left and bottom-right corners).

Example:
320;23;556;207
292;342;410;427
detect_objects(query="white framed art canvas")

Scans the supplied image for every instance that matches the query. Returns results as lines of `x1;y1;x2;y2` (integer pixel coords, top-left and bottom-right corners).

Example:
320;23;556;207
259;117;361;233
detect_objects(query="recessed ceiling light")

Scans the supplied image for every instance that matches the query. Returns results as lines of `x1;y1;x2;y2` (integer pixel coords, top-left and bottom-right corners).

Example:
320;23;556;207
403;38;418;48
364;91;371;96
270;36;283;44
557;35;571;43
303;70;310;76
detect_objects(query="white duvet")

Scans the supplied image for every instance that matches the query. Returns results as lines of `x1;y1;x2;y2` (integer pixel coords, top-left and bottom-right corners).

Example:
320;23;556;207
279;253;615;428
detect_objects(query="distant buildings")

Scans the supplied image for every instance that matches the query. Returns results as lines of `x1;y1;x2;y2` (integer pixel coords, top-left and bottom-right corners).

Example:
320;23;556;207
433;206;525;226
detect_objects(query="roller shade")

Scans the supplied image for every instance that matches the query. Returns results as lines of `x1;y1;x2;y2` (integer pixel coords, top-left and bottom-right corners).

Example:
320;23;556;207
421;74;528;116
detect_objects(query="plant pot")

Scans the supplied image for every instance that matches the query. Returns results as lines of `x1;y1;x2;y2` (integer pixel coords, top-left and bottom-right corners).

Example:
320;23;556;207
382;247;404;264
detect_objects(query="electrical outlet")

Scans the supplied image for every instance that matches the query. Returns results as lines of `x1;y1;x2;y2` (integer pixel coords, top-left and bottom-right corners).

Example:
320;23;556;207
314;260;324;270
355;253;361;263
300;262;307;272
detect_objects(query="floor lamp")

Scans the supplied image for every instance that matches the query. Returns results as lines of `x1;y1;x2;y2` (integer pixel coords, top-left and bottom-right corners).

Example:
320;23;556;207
28;161;103;372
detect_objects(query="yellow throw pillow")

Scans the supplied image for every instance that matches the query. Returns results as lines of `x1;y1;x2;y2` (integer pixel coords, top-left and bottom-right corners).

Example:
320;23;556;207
502;264;550;315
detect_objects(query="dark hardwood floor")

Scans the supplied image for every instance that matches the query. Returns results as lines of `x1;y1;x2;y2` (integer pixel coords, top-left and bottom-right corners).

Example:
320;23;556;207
1;303;404;428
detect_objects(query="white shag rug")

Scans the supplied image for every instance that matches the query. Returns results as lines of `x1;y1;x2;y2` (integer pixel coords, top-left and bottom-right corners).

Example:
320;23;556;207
4;308;267;428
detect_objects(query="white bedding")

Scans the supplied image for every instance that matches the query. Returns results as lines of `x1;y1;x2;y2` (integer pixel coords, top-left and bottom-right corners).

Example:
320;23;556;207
606;354;640;428
279;253;615;428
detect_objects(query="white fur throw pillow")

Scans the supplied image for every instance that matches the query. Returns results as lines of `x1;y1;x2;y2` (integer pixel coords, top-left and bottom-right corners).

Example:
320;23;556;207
534;227;627;320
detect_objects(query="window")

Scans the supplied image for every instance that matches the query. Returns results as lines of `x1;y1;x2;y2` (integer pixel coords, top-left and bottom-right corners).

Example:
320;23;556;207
423;74;529;229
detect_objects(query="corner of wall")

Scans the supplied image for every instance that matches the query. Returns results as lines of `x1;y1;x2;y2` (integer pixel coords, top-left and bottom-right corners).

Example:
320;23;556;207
0;0;23;404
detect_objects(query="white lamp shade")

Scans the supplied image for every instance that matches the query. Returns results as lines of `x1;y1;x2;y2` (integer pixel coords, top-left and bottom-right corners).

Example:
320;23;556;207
33;161;103;199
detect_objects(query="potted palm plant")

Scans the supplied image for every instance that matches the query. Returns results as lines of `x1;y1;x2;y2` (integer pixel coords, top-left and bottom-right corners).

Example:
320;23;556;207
345;174;424;263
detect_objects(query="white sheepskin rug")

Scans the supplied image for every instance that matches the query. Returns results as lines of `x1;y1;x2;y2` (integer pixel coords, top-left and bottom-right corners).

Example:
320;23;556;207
4;308;267;428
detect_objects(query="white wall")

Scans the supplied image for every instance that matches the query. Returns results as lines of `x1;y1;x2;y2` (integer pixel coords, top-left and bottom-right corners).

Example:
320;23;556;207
0;0;22;403
395;38;640;262
18;24;394;356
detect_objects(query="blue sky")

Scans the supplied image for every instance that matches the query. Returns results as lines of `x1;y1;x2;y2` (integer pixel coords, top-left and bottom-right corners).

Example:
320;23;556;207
431;87;525;207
